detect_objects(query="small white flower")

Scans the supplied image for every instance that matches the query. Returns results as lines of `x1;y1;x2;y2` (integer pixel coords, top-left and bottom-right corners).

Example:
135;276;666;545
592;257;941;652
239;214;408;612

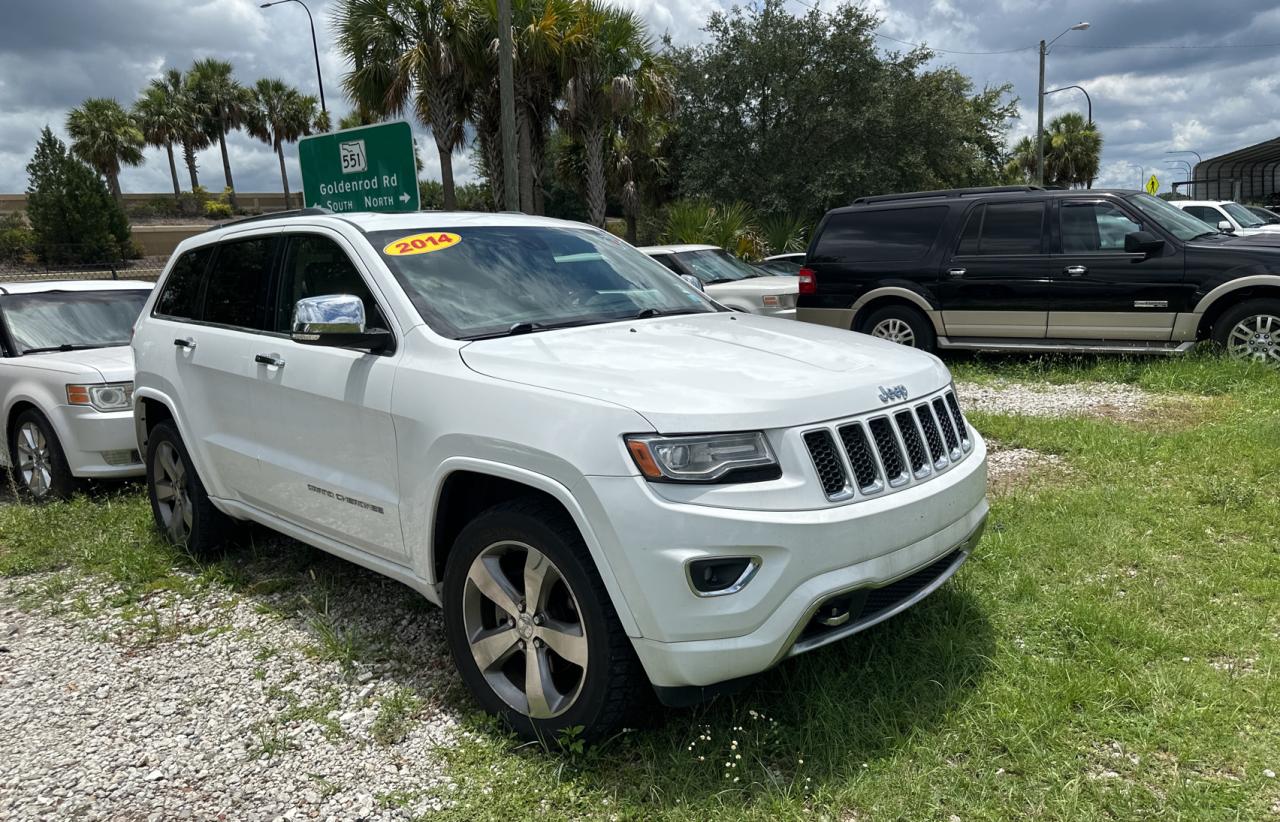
1264;768;1276;779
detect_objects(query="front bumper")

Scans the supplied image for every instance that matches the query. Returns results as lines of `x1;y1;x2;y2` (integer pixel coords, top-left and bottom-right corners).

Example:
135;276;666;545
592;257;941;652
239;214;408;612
56;406;144;478
581;434;988;689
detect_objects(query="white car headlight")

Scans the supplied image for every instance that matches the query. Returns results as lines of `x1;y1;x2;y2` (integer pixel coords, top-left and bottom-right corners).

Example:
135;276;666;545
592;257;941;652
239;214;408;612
66;382;134;412
625;432;779;483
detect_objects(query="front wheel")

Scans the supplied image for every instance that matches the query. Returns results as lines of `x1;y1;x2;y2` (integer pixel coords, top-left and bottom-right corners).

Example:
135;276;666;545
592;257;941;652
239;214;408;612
7;409;76;500
442;499;644;743
861;304;937;352
1213;298;1280;367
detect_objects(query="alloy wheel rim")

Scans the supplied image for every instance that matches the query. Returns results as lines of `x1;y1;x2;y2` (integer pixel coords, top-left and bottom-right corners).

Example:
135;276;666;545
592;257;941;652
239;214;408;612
152;441;192;542
1227;313;1280;366
461;540;588;719
15;422;51;497
871;318;916;347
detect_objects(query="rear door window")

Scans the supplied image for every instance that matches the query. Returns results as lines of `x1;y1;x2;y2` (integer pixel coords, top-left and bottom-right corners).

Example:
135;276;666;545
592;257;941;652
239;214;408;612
154;246;214;320
958;202;1045;255
814;206;948;262
202;236;276;330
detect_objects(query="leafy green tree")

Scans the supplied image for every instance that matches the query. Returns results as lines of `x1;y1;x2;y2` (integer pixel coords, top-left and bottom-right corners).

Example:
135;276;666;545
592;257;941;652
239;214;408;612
133;70;195;199
65;98;145;202
189;58;252;209
246;79;319;203
560;1;664;227
335;0;471;210
25;127;133;265
668;0;1015;216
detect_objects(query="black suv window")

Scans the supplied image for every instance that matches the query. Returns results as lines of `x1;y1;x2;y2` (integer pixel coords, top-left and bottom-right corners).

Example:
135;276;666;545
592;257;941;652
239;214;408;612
154;246;214;320
1060;202;1143;253
203;236;275;330
275;235;389;333
958;202;1045;255
815;206;948;262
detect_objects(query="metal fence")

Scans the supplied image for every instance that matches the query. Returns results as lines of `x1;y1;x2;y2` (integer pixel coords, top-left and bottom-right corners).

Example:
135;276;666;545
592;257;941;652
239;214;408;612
1;244;167;284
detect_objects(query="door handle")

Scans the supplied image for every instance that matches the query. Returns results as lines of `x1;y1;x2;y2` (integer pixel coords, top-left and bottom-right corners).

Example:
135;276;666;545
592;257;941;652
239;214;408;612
173;337;196;349
254;353;286;368
1064;265;1088;277
947;268;966;278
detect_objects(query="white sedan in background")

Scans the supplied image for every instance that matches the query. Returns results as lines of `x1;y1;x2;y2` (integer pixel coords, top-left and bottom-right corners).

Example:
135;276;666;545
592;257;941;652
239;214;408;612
1;280;153;498
639;244;799;318
1171;200;1280;237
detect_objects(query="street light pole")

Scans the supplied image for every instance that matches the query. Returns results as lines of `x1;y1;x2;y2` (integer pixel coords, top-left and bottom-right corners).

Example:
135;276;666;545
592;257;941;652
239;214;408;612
1166;150;1204;197
497;0;519;212
1044;85;1092;124
260;0;326;116
1036;22;1090;186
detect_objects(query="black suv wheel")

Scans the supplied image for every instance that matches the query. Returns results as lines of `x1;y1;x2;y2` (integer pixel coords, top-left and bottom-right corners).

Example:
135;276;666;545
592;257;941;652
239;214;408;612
1213;298;1280;366
861;304;937;352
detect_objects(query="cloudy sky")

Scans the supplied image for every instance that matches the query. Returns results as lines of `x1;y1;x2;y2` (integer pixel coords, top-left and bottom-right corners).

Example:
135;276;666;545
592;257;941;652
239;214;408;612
2;0;1278;198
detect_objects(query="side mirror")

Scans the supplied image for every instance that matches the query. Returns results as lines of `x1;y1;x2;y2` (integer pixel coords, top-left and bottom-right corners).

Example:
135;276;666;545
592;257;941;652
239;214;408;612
1124;231;1165;255
679;274;705;292
1217;220;1236;233
291;294;391;352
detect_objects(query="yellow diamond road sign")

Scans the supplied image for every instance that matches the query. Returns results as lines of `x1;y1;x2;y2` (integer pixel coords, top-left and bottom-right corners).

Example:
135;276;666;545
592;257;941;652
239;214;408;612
1146;174;1159;195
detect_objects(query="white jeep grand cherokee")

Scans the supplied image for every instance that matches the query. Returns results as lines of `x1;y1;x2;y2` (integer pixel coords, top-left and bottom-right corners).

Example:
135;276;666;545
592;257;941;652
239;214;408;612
131;210;988;741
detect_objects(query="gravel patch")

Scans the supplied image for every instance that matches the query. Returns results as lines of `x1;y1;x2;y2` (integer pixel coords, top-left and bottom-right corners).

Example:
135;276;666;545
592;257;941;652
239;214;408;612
955;380;1155;419
0;566;462;821
985;441;1069;494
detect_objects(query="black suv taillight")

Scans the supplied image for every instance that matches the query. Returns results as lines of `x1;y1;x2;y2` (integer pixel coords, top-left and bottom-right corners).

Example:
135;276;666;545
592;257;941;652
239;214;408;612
798;267;816;295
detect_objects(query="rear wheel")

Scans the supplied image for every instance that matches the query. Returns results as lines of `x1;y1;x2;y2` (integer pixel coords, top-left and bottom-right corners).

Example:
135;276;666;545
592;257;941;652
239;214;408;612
1213;298;1280;367
442;498;644;744
7;409;76;500
145;421;230;555
861;304;936;352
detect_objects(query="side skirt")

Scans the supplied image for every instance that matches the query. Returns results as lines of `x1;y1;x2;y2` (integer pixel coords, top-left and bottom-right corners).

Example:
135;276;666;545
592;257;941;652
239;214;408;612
937;337;1197;355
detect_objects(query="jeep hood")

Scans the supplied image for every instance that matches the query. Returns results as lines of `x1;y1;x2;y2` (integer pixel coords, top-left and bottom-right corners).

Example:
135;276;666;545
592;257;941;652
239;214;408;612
459;313;950;432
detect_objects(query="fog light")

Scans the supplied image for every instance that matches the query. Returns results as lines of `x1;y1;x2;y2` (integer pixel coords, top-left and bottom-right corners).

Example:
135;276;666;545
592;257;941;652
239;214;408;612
686;556;760;597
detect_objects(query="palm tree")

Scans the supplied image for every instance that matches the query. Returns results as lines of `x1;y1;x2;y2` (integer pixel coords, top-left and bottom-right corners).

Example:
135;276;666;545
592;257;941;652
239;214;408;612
1004;135;1038;183
189;58;251;208
559;1;659;227
246;79;318;205
133;71;192;199
66;98;145;202
335;0;471;210
1047;112;1102;188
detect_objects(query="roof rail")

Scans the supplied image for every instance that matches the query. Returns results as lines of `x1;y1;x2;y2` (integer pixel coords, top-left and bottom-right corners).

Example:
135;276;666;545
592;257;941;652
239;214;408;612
852;185;1044;205
206;207;334;231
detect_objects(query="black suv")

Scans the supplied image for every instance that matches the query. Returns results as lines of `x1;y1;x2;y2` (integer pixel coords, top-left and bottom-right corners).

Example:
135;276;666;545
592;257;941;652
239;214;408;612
796;185;1280;364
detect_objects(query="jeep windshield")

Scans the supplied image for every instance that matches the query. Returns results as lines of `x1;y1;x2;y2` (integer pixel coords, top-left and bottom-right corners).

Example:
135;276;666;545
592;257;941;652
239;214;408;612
1;289;149;355
1124;193;1227;241
372;226;720;340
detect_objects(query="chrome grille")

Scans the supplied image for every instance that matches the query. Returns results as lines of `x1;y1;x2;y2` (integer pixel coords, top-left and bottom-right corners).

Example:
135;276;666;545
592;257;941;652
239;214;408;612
803;387;973;503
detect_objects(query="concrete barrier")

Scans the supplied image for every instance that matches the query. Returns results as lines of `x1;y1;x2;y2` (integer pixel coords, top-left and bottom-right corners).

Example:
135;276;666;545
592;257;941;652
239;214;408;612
0;192;296;216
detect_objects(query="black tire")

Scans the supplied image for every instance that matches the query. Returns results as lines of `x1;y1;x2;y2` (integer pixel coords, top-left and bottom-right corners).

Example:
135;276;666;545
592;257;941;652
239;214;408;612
860;304;937;352
1211;298;1280;366
7;409;77;501
442;498;645;744
145;420;231;556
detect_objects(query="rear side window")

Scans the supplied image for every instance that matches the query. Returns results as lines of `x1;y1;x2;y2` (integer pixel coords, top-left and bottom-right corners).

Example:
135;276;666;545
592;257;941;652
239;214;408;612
154;246;213;320
814;206;948;263
203;236;275;330
957;202;1045;255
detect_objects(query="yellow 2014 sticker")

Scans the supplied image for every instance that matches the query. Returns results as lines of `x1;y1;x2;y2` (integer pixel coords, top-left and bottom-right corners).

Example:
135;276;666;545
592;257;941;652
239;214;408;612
383;232;461;256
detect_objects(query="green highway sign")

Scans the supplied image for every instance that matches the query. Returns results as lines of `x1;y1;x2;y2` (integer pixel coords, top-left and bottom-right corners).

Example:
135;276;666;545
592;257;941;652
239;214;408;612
299;121;420;213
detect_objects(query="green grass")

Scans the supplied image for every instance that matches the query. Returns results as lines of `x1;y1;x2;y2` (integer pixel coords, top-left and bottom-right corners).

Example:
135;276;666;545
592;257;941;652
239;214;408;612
2;355;1279;820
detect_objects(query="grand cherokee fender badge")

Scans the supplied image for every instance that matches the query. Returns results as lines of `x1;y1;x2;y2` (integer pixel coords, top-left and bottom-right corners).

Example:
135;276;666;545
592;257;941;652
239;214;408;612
878;384;909;403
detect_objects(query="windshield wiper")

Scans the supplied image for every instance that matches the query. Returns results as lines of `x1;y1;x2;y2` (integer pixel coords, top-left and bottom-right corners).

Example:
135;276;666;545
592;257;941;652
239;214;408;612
703;278;736;285
632;308;706;320
20;342;118;354
460;318;604;341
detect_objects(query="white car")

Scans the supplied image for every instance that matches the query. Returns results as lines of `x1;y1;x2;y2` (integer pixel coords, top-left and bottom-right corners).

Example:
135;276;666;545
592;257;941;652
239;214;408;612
131;211;988;742
1;280;152;498
1171;200;1280;237
639;244;799;318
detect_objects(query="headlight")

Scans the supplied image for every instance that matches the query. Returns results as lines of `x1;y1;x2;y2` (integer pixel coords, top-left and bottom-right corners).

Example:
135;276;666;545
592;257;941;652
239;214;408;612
625;432;779;483
66;382;134;412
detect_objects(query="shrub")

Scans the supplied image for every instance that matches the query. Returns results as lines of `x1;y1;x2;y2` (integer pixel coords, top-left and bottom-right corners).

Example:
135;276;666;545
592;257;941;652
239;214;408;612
25;127;132;265
204;200;233;219
662;199;765;259
0;212;34;263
